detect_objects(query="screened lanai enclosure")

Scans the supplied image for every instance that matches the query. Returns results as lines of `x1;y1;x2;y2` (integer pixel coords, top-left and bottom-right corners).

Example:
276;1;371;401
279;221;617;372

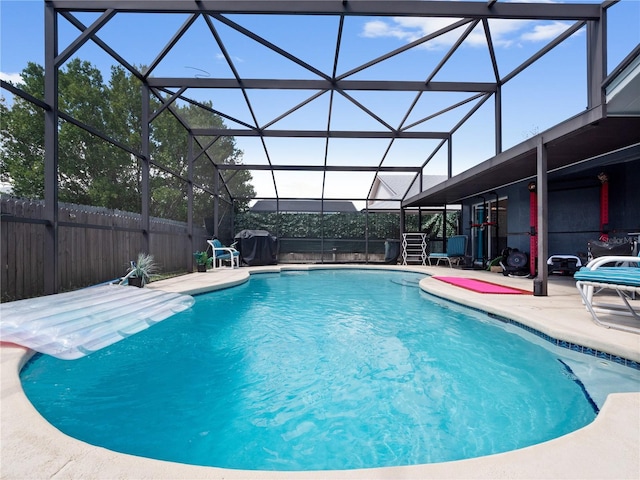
1;0;639;298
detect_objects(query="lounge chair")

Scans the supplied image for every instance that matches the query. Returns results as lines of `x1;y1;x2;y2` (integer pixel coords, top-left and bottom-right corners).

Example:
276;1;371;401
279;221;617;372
574;254;640;332
427;235;468;268
207;238;240;269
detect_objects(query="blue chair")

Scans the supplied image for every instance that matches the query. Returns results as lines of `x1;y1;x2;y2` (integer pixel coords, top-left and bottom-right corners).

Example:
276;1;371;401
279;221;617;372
427;235;468;267
206;238;240;269
574;253;640;332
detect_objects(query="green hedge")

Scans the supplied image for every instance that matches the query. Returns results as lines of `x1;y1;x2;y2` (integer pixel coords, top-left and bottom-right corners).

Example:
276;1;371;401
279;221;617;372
235;211;459;240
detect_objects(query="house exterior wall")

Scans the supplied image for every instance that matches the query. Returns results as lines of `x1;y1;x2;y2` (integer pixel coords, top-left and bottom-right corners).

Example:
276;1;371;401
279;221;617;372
461;158;640;262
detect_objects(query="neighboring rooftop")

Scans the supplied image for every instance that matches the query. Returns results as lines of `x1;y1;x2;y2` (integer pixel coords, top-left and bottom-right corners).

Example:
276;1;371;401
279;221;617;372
367;174;448;211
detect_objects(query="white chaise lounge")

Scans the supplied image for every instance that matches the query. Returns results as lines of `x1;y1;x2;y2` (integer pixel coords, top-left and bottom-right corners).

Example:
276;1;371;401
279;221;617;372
574;254;640;333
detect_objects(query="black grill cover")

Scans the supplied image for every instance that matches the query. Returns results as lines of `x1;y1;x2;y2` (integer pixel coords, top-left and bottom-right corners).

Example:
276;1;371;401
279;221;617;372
234;230;277;266
588;240;633;258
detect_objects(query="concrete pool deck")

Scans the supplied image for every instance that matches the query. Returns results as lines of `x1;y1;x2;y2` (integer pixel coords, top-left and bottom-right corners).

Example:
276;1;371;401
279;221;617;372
1;264;639;479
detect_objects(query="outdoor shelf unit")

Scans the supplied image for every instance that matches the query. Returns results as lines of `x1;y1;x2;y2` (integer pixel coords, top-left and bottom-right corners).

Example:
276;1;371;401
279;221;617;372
401;233;428;266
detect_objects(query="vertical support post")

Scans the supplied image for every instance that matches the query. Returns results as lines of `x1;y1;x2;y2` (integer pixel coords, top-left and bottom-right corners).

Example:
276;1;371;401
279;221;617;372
447;134;453;179
529;183;538;277
495;85;502;154
231;199;235;242
399;207;405;236
187;134;194;272
320;198;325;264
418;174;423;230
481;198;487;267
213;170;219;238
491;191;499;259
587;12;606;110
141;84;151;253
44;3;58;295
598;172;609;241
275;198;280;240
364;206;369;263
534;137;548;296
443;205;448;246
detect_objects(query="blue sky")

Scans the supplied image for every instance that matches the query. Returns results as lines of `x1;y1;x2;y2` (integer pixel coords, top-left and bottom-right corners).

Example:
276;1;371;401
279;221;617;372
1;0;639;203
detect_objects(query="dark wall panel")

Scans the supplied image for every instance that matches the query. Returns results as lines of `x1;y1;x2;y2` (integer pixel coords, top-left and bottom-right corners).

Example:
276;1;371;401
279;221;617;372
461;158;640;261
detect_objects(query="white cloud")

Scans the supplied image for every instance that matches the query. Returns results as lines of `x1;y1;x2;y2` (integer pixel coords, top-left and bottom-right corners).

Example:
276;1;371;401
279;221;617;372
362;20;404;38
215;53;243;64
362;19;421;43
0;182;13;195
362;17;467;49
486;19;532;48
361;16;577;50
520;21;573;42
0;71;23;84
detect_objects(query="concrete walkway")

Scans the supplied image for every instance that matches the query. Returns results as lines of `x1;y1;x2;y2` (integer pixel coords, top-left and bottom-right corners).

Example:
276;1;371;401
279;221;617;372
2;264;639;479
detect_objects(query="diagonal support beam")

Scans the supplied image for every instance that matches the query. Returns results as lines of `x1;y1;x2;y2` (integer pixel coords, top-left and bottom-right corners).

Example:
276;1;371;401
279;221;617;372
55;9;115;67
144;13;200;79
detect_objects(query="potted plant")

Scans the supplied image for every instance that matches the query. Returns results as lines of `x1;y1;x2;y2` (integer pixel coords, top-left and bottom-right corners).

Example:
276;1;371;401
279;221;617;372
193;251;212;272
127;253;157;287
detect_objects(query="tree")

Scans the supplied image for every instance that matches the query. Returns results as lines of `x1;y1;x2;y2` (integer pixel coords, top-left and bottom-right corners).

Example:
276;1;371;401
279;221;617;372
57;59;124;207
0;63;45;198
1;60;255;216
148;99;255;222
100;64;146;210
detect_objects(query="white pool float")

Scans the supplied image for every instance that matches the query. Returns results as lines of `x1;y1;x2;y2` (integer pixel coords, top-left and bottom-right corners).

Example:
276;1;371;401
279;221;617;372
0;285;194;359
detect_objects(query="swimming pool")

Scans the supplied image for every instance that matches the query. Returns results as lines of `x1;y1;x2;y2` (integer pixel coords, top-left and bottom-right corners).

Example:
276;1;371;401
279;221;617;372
20;269;637;471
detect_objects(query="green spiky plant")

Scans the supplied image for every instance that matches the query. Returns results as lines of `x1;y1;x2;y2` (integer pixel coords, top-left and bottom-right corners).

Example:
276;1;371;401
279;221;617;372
128;253;158;287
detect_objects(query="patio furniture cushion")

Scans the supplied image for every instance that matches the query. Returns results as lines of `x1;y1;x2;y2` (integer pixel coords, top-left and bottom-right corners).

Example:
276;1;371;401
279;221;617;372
207;239;240;269
427;235;468;268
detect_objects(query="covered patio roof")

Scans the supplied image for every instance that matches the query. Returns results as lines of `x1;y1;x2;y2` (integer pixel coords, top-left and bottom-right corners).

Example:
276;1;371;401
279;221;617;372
403;108;640;206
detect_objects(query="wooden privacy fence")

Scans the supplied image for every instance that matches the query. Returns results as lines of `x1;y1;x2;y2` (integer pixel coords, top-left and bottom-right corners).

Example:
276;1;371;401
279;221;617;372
1;195;209;302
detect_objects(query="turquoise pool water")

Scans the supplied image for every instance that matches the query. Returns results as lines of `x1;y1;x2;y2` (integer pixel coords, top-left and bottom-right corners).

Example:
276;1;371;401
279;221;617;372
21;269;609;471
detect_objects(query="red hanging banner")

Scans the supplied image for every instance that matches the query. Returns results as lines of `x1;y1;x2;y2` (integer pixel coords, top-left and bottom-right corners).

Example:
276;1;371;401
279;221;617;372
529;183;537;277
598;173;609;242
